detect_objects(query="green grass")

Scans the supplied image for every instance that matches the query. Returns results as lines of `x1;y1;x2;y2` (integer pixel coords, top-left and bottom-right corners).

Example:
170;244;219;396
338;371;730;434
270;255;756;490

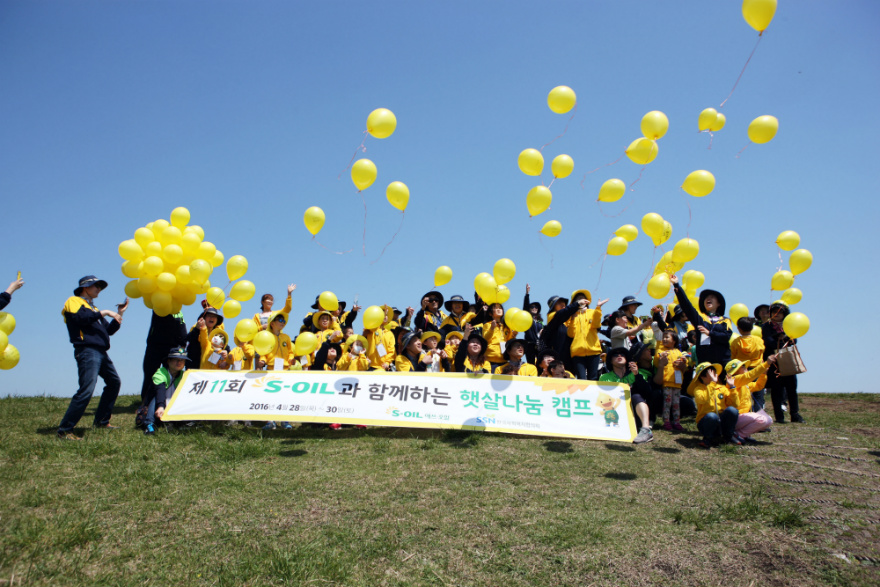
0;393;878;586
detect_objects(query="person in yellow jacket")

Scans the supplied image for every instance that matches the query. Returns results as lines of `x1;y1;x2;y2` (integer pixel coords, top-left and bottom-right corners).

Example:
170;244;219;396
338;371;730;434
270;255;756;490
494;339;538;376
730;316;768;411
395;331;434;372
420;331;450;372
653;329;686;431
724;357;775;443
363;305;396;370
257;312;294;370
253;284;295;331
439;295;475;335
563;289;609;380
227;336;255;371
454;325;492;374
478;303;516;367
338;335;372;371
442;331;464;372
199;326;229;370
689;363;740;447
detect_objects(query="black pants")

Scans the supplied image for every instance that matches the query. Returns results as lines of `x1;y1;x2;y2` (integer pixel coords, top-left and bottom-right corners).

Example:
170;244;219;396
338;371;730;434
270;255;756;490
768;371;798;421
140;346;168;402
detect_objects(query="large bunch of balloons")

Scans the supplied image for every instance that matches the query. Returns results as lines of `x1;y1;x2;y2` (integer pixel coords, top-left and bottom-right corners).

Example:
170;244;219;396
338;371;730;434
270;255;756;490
0;311;18;370
117;207;254;317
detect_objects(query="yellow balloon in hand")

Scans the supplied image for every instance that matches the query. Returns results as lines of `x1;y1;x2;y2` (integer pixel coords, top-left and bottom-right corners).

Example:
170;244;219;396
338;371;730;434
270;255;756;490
206;286;225;308
615;224;638;242
776;230;800;251
547;86;576;114
434;266;453;287
518;149;544;176
493;258;516;285
0;329;6;353
598;178;625;202
366;108;397;139
625;138;659;165
226;255;248;281
647;274;671;299
234;319;258;343
783;311;809;339
771;270;794;291
606;236;628;256
495;284;511;304
526;186;552;217
318;291;339;312
781;288;802;305
551;154;574;179
294;332;319;356
253;331;277;356
748;115;779;144
223;299;241;319
789;249;812;275
681;170;716;197
540;220;562;237
742;0;777;33
641;111;669;140
230;280;256;302
386;181;409;212
682;270;705;291
351;159;377;191
190;259;212;285
303;206;325;236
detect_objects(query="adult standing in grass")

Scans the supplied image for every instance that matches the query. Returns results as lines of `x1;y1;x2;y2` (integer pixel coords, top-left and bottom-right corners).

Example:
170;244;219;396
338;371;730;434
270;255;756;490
0;276;25;311
58;275;128;440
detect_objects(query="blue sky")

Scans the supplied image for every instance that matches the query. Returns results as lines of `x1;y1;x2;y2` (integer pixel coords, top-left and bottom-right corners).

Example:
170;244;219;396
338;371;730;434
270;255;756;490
1;1;877;396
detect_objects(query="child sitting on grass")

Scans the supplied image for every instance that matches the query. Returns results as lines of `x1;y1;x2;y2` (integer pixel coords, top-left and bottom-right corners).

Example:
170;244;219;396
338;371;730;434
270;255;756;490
142;347;189;436
724;356;776;443
689;363;740;447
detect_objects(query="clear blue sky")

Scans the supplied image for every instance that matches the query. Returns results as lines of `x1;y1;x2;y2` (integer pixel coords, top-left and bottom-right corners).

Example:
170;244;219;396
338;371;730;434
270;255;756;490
1;1;877;396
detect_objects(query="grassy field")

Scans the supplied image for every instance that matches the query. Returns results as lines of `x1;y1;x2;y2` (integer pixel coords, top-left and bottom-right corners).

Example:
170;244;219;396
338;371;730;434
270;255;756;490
0;393;878;587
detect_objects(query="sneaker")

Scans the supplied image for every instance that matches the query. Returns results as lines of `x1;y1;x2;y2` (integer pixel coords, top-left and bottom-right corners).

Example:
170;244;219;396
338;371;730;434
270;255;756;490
57;430;81;441
633;427;654;444
662;421;673;431
144;424;156;436
742;436;758;445
135;406;148;428
262;422;277;430
672;423;684;432
728;434;743;446
281;422;293;430
791;413;805;423
329;423;342;430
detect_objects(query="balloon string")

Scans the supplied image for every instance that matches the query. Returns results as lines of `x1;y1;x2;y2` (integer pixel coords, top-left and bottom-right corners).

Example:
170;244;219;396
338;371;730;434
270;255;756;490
338;131;368;179
596;195;635;219
777;249;784;273
540;103;577;152
579;152;625;188
360;190;368;256
587;251;605;269
594;255;607;292
628;165;647;190
704;130;715;150
538;233;554;269
545;177;556;189
719;34;764;109
312;238;353;255
684;197;693;236
735;143;750;159
370;212;405;265
637;247;659;295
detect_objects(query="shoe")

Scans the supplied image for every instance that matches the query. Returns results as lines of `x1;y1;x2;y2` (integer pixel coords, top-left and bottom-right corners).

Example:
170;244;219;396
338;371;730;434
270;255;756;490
791;414;805;423
144;424;156;436
633;427;654;444
57;430;81;441
727;435;743;446
262;422;277;430
243;421;252;427
281;422;293;430
742;436;758;445
672;423;684;432
662;421;673;431
329;423;342;430
697;439;711;449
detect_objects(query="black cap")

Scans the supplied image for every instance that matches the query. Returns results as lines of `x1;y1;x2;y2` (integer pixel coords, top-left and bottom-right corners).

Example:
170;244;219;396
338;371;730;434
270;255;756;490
628;341;652;363
619;296;643;311
167;346;190;361
74;275;108;296
202;306;224;327
423;291;445;306
502;338;526;361
605;346;629;367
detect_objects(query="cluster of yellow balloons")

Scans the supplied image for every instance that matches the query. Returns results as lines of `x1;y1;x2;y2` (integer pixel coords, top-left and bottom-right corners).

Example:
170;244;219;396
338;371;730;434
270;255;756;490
698;108;727;133
0;311;19;369
504;307;534;333
641;213;673;247
742;0;777;34
117;207;252;318
624;110;668;166
470;259;518;305
771;230;813;291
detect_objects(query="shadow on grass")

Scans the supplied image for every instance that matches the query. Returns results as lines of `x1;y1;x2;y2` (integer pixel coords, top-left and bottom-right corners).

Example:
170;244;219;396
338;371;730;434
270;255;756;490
544;441;574;453
604;443;635;452
652;446;680;454
279;449;308;458
673;437;703;449
440;429;484;449
603;472;637;481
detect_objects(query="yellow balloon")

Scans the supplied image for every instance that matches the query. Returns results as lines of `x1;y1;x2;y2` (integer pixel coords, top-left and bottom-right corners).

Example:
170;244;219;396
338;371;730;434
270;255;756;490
730;303;749;325
682;270;705;291
190;259;212;285
124;279;142;299
318;291;339;312
771;270;794;291
226;255;248;281
615;224;639;242
152;219;170;233
159;226;182;247
598;178;625;203
0;312;16;335
362;306;385;330
640;110;669;140
526;186;552;217
210;250;225;269
142;292;154;310
191;278;211;295
253;331;277;356
206;286;226;308
551;154;574;179
698;108;718;132
351;158;377;191
473;272;491;290
142;256;164;277
475;274;498;304
547;85;576;114
303;206;325;236
121;260;143;279
234;319;258;343
386;181;410;212
776;230;800;251
512;309;534;332
540;220;562;237
653;251;674;276
170;206;190;228
672;238;700;263
641;213;664;238
518;148;544;176
681;170;716;197
495;284;511;304
118;239;144;261
0;344;20;370
181;231;201;253
781;288;802;306
144;241;162;257
197;241;216;261
0;329;6;353
175;265;193;286
625;138;659;165
137;276;158;295
134;227;155;248
651;221;673;247
783;311;809;339
186;225;205;240
493;258;516;285
366;108;397;139
156;272;177;292
434;266;453;287
742;0;777;33
152;291;173;317
789;249;812;276
748;115;779;144
163;244;183;265
230;280;256;302
294;332;319;356
606;236;628;256
647;274;671;299
504;307;520;330
222;299;241;319
709;113;726;132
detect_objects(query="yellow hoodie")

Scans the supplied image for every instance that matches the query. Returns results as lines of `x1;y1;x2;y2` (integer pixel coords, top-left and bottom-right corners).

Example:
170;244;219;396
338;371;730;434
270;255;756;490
337;352;371;371
480;321;515;363
726;362;770;414
364;327;396;370
565;309;603;357
653;346;684;389
228;339;255;370
730;335;765;368
691;380;733;423
199;327;229;370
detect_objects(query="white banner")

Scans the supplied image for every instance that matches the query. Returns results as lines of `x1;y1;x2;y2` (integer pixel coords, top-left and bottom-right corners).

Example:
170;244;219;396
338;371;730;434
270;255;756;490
163;370;637;442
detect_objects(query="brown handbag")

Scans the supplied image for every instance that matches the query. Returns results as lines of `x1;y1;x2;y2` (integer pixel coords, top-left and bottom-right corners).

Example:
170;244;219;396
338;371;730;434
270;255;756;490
776;345;806;376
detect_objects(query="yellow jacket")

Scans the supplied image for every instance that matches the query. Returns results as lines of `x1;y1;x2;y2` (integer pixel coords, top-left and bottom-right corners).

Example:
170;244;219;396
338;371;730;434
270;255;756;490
440;312;475;332
692;380;733;423
565;309;603;357
653;347;685;389
198;328;229;370
481;321;514;363
228;340;255;370
730;335;765;367
337;353;371;371
726;362;770;414
364;328;395;369
494;362;538;376
395;352;426;372
262;332;294;369
252;295;292;331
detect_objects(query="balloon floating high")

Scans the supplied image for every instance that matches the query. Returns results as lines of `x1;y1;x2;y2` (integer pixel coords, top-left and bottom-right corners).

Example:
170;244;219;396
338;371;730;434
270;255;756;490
625;138;659;165
748;115;779;144
742;0;777;33
366;108;397;139
518;149;544;176
640;111;669;140
386;181;409;212
434;266;452;287
540;220;562;237
551;154;574;179
614;224;638;242
493;258;516;285
606;236;628;256
351;159;377;191
598;179;625;203
547;86;576;114
303;207;325;236
776;230;800;251
526;186;552;217
789;249;813;276
681;170;716;197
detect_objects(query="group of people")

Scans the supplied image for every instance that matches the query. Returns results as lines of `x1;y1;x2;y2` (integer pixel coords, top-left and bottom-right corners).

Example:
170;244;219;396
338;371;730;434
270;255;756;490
52;274;803;447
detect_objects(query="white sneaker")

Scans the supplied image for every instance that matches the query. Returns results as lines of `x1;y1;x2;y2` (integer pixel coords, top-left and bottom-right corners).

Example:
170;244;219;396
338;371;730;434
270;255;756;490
634;427;654;444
